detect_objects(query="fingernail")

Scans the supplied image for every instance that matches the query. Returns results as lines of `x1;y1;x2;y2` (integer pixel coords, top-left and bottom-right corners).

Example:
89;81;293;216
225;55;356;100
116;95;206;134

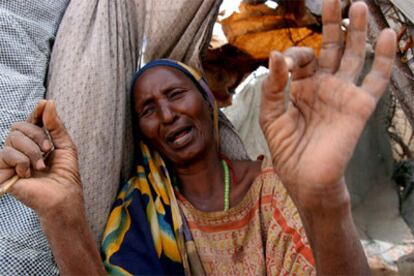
36;159;46;170
284;57;294;71
270;51;278;61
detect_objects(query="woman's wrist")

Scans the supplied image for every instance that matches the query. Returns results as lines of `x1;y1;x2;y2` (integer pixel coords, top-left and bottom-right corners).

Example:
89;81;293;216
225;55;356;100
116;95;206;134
39;189;105;275
299;199;352;233
299;201;369;275
291;177;352;216
40;206;105;275
40;204;89;237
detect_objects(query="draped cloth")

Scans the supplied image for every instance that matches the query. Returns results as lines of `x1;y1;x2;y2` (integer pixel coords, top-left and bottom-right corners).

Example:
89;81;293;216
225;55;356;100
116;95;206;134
44;0;251;244
101;142;187;275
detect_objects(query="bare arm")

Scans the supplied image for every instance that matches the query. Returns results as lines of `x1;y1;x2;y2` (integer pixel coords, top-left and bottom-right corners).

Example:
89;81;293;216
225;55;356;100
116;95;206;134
0;100;105;275
41;211;105;275
298;180;369;275
260;0;396;274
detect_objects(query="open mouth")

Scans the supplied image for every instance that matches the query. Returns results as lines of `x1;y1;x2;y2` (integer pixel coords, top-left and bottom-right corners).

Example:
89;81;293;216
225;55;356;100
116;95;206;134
166;126;194;148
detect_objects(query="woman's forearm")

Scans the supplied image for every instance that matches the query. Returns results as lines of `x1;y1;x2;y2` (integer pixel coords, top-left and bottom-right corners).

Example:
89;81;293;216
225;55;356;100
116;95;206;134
299;181;369;275
41;210;105;275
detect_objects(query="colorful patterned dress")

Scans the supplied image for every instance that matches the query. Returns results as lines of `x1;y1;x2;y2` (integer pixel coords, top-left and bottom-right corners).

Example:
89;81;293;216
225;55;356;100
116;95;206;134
176;166;315;275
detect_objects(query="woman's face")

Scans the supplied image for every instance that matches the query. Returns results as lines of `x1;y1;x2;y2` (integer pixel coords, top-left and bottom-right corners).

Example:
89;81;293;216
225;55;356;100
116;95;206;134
133;66;215;166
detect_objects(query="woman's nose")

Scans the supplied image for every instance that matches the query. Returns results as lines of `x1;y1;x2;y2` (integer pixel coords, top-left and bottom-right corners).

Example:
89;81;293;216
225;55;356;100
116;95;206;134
159;102;176;124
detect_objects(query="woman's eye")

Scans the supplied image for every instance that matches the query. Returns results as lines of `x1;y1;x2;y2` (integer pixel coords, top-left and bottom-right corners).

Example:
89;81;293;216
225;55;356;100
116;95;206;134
169;90;185;100
140;105;155;117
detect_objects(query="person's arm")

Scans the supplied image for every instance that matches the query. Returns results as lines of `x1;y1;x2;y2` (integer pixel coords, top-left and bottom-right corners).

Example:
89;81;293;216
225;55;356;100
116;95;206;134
0;100;105;274
41;210;105;275
260;0;396;274
298;180;369;275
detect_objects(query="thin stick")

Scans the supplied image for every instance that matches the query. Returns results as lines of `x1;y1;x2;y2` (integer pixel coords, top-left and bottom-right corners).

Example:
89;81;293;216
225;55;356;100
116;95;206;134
0;175;19;197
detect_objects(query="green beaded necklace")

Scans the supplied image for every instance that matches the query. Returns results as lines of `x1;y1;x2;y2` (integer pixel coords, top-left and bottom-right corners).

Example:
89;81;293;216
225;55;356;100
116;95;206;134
172;158;232;211
221;159;231;211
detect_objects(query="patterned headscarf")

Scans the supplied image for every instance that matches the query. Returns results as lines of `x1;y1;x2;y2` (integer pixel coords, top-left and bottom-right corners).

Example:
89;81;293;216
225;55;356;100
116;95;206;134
101;60;216;275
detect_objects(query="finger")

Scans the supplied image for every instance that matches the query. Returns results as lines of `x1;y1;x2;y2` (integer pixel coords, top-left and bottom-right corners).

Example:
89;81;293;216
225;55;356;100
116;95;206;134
11;122;53;152
0;169;15;186
0;147;31;178
27;100;48;125
319;0;344;74
5;130;46;170
42;100;75;151
361;29;397;99
261;51;289;123
336;2;368;82
284;47;318;80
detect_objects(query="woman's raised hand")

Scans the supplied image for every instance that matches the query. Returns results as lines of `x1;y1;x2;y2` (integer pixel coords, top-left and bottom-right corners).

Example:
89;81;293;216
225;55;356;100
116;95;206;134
0;100;105;274
260;0;397;211
0;100;83;220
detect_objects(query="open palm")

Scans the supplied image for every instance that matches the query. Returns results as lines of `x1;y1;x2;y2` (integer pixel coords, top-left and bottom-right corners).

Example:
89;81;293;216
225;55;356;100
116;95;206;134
260;0;396;210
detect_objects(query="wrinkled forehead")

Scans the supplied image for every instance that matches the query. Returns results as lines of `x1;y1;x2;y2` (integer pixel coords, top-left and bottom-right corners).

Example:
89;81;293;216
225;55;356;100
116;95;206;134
131;64;214;110
133;66;196;99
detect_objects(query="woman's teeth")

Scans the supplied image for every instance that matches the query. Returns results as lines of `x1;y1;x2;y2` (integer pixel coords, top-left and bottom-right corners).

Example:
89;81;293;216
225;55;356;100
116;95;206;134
172;128;192;146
